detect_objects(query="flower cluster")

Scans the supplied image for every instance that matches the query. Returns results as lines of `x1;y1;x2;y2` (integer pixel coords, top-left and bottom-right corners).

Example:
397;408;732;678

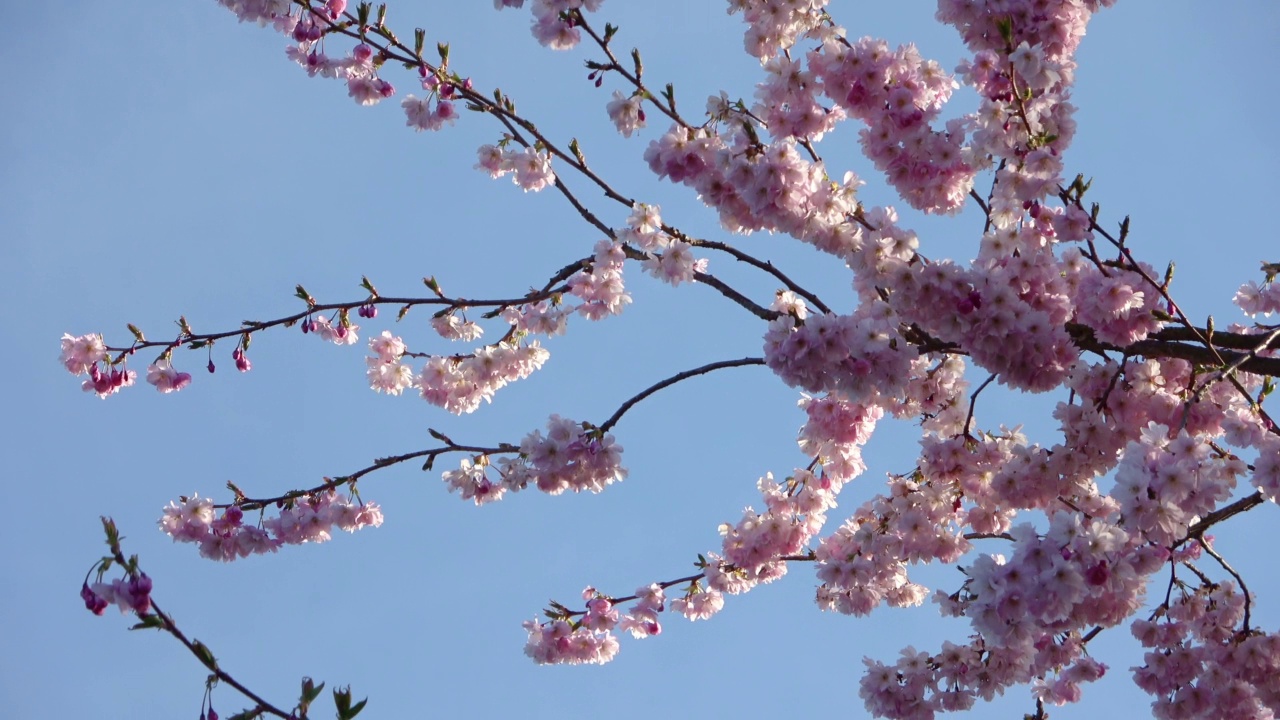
81;573;153;616
416;341;550;414
1132;581;1280;719
807;36;975;214
763;300;915;405
159;490;383;561
441;415;626;504
645;130;861;257
1235;278;1280;316
614;203;706;286
566;239;632;319
605;91;645;137
366;330;416;396
476;144;557;192
1070;263;1165;346
725;0;833;60
1113;424;1245;547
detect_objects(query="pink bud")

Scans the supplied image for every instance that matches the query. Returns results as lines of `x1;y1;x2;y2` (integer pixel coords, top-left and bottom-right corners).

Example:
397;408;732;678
326;0;347;19
377;79;395;98
352;44;373;63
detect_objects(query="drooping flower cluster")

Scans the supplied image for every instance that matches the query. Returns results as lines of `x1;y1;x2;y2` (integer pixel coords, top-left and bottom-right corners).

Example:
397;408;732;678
1235;277;1280;317
1069;263;1165;346
1113;424;1245;547
1132;581;1280;719
475;144;557;192
81;573;153;616
441;415;626;504
725;0;833;60
366;330;416;395
416;341;550;414
763;300;916;405
615;203;706;286
566;239;632;318
159;490;383;561
807;36;975;213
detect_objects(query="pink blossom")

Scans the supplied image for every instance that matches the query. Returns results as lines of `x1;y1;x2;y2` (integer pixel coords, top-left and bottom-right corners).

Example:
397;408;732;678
146;359;192;394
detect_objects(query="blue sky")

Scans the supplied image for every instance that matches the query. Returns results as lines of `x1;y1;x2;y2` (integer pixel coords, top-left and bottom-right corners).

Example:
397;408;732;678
4;2;1280;718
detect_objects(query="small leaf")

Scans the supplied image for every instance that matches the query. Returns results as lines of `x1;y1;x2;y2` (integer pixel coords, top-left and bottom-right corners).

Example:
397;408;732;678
129;614;165;631
192;640;218;670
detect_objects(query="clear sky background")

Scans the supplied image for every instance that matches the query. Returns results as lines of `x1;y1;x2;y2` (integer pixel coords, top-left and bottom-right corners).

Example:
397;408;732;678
4;2;1280;718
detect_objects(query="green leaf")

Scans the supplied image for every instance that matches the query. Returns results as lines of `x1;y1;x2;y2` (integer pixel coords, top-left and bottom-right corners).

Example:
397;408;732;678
192;640;218;670
129;614;165;631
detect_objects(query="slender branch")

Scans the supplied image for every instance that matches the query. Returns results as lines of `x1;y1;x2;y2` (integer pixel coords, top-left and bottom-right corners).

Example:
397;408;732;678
685;237;833;314
962;373;998;438
557;551;817;618
101;539;296;719
225;441;516;511
1195;537;1251;632
598;357;766;433
1175;491;1266;548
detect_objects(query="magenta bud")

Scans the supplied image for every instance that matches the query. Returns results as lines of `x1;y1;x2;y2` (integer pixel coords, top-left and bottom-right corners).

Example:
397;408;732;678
353;44;373;62
207;707;219;720
235;355;251;372
225;505;243;525
301;319;311;334
336;326;348;339
207;360;216;373
81;582;107;615
463;77;473;90
378;79;395;98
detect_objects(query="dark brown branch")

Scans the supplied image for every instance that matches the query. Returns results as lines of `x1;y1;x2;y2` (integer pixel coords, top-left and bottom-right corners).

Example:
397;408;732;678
598;357;766;433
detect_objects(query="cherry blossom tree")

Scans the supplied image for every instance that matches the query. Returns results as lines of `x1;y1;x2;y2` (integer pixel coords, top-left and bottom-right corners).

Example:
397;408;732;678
65;1;1280;719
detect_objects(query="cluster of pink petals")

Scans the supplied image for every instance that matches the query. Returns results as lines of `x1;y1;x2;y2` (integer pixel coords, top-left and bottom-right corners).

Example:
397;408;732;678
612;204;706;286
645;130;860;257
61;333;108;374
606;91;646;137
416;341;549;414
308;315;360;345
81;573;152;616
1113;424;1244;546
1234;279;1280;316
816;474;965;618
855;223;1079;392
216;0;292;25
493;0;604;50
475;144;557;192
1070;263;1165;345
441;416;625;504
146;358;193;394
159;490;382;561
725;0;834;60
764;300;916;405
1132;582;1280;719
523;609;619;666
62;333;138;398
365;330;416;395
566;240;632;319
806;36;975;214
402;94;457;132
